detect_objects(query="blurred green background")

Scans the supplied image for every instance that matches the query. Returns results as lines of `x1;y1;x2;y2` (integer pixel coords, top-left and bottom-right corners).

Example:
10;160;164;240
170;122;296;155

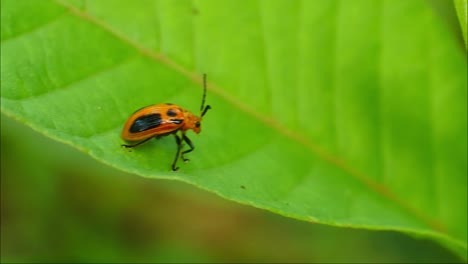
1;116;462;263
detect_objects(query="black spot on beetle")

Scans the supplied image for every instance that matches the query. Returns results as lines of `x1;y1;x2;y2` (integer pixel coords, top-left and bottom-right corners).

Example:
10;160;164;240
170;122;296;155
195;121;200;128
129;113;162;133
166;108;178;117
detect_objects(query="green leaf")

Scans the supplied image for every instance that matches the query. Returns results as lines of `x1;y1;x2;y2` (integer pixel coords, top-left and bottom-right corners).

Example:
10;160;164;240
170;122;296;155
1;0;466;259
454;0;468;49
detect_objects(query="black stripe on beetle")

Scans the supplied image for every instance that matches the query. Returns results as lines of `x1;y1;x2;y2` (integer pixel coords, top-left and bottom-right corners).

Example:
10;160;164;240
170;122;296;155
170;119;184;124
166;108;178;117
129;113;162;133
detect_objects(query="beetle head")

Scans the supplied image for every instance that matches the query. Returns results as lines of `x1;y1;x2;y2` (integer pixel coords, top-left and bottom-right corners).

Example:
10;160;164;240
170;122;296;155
183;112;203;134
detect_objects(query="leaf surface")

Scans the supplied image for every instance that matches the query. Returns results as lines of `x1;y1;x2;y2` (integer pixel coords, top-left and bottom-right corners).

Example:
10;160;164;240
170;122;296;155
1;0;466;258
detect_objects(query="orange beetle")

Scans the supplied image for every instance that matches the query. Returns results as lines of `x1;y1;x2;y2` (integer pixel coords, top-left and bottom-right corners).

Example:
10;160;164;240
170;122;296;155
121;74;211;171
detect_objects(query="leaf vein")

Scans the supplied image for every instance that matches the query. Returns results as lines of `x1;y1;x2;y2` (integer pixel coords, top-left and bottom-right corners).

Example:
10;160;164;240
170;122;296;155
0;11;67;44
5;55;139;101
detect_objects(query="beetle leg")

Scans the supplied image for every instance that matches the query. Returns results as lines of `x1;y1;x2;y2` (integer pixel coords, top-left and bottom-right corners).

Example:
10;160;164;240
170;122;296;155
172;134;183;171
181;134;195;163
121;137;154;148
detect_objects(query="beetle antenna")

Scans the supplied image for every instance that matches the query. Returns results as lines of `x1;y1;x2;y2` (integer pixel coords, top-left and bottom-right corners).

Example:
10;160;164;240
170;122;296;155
201;73;207;112
200;73;211;117
202;105;211;117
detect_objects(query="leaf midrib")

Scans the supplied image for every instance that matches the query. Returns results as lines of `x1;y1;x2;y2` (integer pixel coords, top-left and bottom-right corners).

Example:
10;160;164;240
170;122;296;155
46;0;455;242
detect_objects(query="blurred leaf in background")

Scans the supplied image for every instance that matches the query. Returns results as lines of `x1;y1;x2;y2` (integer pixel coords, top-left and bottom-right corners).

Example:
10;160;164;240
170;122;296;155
1;0;467;262
453;0;467;49
1;116;463;263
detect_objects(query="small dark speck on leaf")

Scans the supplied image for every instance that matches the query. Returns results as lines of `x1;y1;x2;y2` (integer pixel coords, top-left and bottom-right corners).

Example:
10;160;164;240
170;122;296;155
240;185;246;189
